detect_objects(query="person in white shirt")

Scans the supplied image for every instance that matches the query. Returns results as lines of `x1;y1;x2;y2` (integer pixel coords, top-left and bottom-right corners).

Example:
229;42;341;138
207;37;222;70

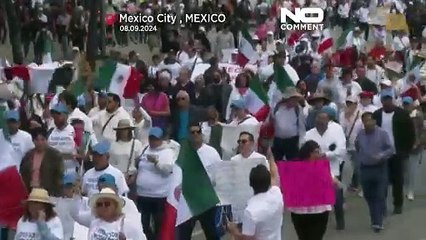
147;54;161;79
338;0;350;30
135;127;175;240
177;122;222;240
258;40;270;67
2;110;34;167
359;91;379;113
231;131;269;168
81;141;129;197
15;188;64;240
365;56;386;87
91;93;133;143
346;27;367;54
88;92;108;118
304;107;347;230
392;30;410;62
229;99;260;126
157;50;182;83
339;68;363;100
356;3;370;40
339;96;363;192
71;187;146;240
48;103;79;175
271;88;306;161
216;25;235;57
227;149;281;240
109;119;142;184
182;43;203;70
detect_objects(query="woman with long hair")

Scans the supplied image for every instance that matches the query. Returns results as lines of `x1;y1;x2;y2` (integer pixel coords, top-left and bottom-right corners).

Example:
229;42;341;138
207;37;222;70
15;188;63;240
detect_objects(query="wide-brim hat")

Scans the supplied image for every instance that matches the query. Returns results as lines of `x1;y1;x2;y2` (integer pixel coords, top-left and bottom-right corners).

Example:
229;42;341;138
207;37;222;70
89;188;125;210
282;87;304;101
26;188;54;206
113;119;135;130
307;92;330;105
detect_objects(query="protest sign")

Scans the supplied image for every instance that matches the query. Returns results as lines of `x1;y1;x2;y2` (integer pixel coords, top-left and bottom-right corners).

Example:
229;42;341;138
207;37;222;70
386;13;409;32
278;160;335;208
190;63;245;82
213;158;265;221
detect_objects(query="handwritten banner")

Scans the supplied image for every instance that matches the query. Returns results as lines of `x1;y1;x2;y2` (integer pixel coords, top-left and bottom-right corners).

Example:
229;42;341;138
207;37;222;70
278;160;335;208
191;63;245;82
213;158;265;221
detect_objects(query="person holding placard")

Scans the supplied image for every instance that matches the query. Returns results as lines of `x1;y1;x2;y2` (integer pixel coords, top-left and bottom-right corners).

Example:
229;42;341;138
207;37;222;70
304;107;347;230
287;140;342;240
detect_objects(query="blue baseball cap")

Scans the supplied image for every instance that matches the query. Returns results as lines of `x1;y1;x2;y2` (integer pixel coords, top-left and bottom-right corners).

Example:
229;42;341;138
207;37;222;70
380;89;393;99
230;99;246;109
5;110;20;121
92;141;110;155
402;96;414;105
97;173;117;188
149;127;163;139
63;174;77;185
51;102;69;114
320;106;337;121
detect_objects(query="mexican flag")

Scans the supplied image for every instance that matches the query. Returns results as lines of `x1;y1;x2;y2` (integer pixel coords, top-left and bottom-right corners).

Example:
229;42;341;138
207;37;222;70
236;27;258;67
317;28;333;54
0;132;28;229
93;59;142;99
246;74;270;122
274;64;295;92
159;140;220;240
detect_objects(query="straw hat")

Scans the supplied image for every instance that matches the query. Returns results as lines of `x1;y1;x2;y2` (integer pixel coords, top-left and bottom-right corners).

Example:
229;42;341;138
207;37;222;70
282;87;303;101
89;188;125;210
113;119;135;131
26;188;54;206
307;92;331;105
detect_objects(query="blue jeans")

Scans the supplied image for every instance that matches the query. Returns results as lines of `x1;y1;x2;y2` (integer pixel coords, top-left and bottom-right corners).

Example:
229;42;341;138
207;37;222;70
360;163;388;226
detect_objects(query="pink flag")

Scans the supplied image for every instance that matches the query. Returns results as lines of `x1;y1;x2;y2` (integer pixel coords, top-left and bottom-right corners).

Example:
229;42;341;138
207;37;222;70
278;160;335;208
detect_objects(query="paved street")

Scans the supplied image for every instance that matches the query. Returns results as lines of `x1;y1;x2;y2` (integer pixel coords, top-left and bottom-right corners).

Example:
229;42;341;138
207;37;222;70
1;25;426;240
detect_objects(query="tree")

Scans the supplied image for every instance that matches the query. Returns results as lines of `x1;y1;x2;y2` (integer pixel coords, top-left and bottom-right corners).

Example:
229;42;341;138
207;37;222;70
3;0;24;64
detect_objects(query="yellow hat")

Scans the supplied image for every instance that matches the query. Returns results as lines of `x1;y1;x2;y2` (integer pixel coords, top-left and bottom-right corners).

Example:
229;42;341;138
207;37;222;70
26;188;54;206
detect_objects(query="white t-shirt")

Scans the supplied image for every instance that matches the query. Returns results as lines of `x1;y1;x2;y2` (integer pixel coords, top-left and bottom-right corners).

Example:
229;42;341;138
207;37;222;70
381;111;395;153
109;140;143;175
136;146;175;198
197;144;222;182
230;151;269;170
242;186;283;240
230;115;259;126
3;129;34;167
82;165;129;197
88;216;145;240
15;216;63;240
47;124;77;174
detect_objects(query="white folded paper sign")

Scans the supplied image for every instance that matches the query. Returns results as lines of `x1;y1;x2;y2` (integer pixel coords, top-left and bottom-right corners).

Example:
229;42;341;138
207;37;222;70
0;83;15;100
385;61;403;73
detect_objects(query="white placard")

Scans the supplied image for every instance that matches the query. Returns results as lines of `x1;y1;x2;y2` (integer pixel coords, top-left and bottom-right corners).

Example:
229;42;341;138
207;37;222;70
190;63;245;83
213;158;265;222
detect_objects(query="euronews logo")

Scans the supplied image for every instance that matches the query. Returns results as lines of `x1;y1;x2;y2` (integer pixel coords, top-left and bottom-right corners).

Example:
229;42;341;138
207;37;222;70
280;8;325;31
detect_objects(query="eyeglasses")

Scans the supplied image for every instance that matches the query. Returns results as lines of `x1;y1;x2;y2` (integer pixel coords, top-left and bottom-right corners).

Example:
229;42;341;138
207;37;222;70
190;129;202;135
96;201;112;208
237;139;249;144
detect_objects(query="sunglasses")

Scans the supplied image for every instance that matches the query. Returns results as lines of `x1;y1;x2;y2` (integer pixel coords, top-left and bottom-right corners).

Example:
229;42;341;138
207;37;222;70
96;201;112;208
237;139;249;144
190;129;202;135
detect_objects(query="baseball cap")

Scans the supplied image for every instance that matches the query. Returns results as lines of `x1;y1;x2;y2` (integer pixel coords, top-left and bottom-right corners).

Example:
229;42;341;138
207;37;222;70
402;96;414;104
230;99;246;109
359;91;374;99
320;106;337;120
97;173;117;189
63;174;77;185
380;89;394;99
5;110;20;121
51;102;69;114
149;127;163;139
92;141;110;155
